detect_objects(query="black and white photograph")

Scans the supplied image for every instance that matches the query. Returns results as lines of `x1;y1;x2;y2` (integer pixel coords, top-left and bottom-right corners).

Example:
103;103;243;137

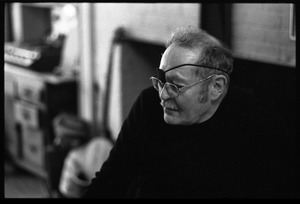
4;3;298;199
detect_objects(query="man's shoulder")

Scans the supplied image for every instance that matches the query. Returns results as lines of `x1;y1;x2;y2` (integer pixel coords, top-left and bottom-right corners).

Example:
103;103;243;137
224;85;294;139
222;86;276;132
138;86;160;105
140;86;157;97
129;86;160;115
225;85;271;116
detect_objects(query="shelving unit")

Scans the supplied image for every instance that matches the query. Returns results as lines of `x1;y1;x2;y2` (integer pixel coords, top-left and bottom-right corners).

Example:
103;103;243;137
5;63;78;179
5;4;79;196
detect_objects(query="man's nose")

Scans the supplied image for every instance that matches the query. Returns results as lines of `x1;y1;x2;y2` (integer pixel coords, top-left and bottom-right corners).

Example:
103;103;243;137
159;85;172;101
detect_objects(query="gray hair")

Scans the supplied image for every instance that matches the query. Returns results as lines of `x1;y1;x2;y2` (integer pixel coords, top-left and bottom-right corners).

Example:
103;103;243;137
166;26;233;81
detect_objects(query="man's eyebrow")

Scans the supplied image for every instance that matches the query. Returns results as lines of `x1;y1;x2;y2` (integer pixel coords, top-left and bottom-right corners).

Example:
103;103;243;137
166;73;188;83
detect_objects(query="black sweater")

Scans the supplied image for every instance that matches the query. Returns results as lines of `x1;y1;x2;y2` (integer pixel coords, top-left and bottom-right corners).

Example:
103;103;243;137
83;86;298;198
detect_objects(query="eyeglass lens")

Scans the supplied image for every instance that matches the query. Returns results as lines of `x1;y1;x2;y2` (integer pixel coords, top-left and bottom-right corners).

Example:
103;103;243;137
151;77;178;97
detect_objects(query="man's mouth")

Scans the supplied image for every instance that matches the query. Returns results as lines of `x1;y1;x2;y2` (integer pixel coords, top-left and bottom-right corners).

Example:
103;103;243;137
160;101;178;111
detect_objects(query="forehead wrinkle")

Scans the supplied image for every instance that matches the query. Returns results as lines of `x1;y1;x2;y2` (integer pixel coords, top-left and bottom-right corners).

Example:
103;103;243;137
165;72;187;83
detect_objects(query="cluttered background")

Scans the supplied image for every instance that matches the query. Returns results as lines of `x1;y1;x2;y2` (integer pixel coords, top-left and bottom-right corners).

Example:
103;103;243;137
4;3;296;198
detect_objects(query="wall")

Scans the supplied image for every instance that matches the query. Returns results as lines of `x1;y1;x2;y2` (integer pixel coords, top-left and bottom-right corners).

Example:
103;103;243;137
119;40;166;123
5;4;13;42
10;3;52;43
231;3;295;67
92;3;200;140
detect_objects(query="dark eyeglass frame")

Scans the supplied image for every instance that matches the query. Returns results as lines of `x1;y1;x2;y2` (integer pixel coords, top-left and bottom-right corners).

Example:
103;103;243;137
150;74;216;98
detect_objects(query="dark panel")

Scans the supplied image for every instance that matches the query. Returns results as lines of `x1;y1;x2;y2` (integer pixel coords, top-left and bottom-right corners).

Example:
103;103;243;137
230;58;296;136
121;40;165;119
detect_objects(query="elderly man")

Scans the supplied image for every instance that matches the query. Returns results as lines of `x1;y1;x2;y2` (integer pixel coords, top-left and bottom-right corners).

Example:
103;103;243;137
83;26;297;198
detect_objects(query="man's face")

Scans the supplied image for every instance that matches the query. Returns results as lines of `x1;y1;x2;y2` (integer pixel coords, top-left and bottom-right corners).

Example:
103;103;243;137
158;44;213;125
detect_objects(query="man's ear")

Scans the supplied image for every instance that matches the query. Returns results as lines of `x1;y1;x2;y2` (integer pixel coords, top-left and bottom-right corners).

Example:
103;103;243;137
210;75;227;101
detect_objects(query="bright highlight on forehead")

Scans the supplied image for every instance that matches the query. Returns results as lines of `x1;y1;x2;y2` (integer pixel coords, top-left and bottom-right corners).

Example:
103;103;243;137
166;65;204;82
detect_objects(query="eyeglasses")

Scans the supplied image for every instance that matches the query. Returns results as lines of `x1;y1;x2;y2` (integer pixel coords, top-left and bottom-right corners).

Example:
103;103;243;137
150;74;216;98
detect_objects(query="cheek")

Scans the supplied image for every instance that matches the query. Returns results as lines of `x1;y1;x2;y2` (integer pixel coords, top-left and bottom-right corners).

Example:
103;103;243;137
177;97;202;118
177;89;209;121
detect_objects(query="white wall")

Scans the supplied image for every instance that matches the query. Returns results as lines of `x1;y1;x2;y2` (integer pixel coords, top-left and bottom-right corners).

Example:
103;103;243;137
231;3;295;67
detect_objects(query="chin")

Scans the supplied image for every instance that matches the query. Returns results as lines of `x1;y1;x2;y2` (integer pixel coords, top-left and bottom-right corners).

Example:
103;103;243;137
163;113;201;125
163;114;183;125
